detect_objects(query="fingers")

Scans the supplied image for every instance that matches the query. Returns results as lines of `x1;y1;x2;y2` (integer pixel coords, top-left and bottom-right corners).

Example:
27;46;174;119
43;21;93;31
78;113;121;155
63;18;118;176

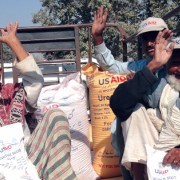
94;11;97;21
163;150;175;165
6;24;11;33
172;159;180;167
163;148;180;167
98;5;104;18
103;8;108;22
168;42;175;51
94;5;108;23
15;20;19;29
156;29;174;45
4;21;18;33
162;29;174;41
155;29;174;58
94;6;102;21
0;29;6;36
0;21;18;43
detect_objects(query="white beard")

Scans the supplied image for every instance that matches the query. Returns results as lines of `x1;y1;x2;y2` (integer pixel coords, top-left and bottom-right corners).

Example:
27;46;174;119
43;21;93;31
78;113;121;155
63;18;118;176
166;75;180;92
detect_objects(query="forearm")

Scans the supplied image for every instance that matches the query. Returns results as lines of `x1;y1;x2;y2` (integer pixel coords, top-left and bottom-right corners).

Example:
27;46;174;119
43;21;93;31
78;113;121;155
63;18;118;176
94;42;131;74
147;59;162;73
93;35;104;46
7;36;28;61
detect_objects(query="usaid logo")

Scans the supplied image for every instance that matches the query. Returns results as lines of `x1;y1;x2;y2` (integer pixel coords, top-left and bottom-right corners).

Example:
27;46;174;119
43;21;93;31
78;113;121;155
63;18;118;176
141;21;157;28
0;139;18;153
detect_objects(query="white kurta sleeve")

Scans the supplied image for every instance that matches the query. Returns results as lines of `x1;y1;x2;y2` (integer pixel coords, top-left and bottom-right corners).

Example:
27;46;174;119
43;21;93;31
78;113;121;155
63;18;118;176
13;54;44;111
94;42;130;74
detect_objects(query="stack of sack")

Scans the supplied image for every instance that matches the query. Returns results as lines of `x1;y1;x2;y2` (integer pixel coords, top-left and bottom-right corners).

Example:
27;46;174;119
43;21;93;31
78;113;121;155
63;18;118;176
34;72;99;180
34;63;127;179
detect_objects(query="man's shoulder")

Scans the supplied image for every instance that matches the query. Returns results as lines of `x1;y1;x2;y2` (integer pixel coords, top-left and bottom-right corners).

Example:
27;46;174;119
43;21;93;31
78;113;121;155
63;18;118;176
128;58;151;72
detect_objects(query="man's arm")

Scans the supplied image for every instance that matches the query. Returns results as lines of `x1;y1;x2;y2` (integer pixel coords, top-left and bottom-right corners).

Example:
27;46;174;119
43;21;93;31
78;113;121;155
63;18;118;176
92;6;127;74
0;21;44;111
92;7;152;74
95;42;151;74
92;6;133;74
14;56;44;111
110;29;174;122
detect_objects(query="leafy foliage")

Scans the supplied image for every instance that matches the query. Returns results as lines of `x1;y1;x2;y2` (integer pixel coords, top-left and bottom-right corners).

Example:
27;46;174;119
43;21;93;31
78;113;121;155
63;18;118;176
3;0;179;62
2;44;12;63
33;0;178;61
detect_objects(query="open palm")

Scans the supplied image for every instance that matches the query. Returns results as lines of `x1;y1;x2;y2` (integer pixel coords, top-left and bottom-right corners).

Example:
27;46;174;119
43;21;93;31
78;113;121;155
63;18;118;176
92;6;108;37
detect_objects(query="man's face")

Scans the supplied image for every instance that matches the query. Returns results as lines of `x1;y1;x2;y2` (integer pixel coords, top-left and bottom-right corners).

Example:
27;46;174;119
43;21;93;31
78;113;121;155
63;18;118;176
139;31;159;57
166;50;180;91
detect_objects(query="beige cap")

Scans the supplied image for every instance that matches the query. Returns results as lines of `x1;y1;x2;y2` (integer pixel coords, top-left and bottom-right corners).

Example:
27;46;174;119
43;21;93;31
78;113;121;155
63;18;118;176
137;17;168;36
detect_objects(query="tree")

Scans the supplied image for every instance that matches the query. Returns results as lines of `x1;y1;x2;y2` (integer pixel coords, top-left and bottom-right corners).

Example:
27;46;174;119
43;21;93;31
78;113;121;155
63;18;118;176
142;0;179;30
31;0;179;61
32;0;141;60
2;44;12;63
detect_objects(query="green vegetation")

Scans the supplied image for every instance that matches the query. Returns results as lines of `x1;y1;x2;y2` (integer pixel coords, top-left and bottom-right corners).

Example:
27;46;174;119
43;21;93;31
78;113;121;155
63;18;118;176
3;0;179;62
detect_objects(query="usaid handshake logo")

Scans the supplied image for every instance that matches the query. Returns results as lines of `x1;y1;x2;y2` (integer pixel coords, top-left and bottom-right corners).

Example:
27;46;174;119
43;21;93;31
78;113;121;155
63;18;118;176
0;139;18;153
154;163;169;175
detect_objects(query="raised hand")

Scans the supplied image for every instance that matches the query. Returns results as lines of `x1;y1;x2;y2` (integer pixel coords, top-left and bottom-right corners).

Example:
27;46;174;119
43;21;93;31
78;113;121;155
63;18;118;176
92;5;108;45
0;21;28;61
147;29;174;72
0;21;18;46
154;29;174;65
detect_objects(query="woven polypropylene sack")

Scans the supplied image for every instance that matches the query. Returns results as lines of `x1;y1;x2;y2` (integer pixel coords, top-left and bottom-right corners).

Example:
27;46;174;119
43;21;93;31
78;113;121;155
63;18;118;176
34;72;99;180
82;63;127;178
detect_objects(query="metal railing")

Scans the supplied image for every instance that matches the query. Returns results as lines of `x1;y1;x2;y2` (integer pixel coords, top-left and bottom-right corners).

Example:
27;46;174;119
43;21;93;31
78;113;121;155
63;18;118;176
0;23;127;85
0;5;179;84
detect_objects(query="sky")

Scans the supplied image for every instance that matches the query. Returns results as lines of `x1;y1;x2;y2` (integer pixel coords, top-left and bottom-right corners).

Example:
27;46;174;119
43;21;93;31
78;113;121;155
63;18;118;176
0;0;42;28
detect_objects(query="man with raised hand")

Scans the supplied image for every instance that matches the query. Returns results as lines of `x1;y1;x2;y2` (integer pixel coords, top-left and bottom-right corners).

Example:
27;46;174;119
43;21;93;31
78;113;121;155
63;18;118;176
110;34;180;179
92;5;173;180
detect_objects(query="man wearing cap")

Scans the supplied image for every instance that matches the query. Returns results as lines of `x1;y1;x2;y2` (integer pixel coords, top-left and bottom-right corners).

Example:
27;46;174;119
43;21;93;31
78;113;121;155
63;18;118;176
92;5;173;180
92;5;171;74
110;36;180;179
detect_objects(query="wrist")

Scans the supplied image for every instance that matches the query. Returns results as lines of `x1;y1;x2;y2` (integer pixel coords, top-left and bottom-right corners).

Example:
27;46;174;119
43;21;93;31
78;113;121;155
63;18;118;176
8;37;28;61
147;59;162;73
93;35;103;46
5;36;19;47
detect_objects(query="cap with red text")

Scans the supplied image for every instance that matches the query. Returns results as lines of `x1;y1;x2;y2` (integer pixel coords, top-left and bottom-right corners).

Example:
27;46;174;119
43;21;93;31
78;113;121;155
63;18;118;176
137;17;168;36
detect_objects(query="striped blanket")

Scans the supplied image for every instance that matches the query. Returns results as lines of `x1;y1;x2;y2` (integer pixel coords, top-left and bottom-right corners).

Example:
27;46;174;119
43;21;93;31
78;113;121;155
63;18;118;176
26;108;77;180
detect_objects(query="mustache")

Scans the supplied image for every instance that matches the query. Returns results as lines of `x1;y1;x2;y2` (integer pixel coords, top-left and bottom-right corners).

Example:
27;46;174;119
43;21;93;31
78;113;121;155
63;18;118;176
146;45;155;49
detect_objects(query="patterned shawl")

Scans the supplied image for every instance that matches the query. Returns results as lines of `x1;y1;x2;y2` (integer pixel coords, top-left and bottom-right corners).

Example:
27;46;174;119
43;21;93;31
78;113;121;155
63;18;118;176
0;83;25;126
